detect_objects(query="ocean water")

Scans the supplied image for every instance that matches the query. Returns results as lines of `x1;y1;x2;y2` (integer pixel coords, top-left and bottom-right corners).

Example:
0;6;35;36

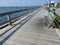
0;7;34;25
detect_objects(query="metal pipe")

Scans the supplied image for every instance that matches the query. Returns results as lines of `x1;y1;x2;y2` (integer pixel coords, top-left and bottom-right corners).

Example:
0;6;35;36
7;14;12;26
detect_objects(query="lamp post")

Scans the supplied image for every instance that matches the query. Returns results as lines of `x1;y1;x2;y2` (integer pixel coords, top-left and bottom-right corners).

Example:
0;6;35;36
59;0;60;7
48;0;51;10
49;0;52;7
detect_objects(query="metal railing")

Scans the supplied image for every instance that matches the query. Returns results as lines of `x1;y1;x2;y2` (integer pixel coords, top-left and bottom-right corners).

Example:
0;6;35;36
0;7;39;29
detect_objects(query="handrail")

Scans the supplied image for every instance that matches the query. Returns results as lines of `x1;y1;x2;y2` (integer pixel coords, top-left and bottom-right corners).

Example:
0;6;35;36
0;9;31;17
0;8;39;17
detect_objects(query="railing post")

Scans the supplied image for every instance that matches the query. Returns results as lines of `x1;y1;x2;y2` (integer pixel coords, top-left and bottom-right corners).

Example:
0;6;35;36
7;14;12;26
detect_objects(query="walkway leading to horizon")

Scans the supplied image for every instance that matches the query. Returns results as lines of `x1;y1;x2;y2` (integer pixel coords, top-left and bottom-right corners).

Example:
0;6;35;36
0;8;60;45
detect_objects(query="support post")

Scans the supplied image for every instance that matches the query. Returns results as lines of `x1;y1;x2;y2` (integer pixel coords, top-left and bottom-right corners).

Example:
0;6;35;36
7;14;12;25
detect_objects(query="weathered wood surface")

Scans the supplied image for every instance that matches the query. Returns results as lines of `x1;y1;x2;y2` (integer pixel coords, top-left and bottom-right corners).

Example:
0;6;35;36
0;9;60;45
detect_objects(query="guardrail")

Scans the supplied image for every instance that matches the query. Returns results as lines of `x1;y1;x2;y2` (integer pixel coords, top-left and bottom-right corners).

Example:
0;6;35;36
0;7;39;29
0;9;30;25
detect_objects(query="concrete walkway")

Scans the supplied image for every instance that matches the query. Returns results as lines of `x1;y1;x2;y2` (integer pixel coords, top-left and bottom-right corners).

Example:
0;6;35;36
56;8;60;16
0;8;60;45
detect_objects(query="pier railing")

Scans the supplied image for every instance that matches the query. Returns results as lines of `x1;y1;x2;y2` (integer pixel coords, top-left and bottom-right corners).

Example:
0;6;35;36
0;7;39;29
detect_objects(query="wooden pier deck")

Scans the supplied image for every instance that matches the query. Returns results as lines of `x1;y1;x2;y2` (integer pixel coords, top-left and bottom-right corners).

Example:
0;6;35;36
0;8;60;45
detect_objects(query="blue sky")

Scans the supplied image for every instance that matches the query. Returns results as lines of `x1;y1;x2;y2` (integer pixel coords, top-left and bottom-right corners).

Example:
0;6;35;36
0;0;59;6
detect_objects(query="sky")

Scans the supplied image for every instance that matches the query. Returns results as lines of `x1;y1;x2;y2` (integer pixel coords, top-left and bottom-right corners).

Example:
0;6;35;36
0;0;59;7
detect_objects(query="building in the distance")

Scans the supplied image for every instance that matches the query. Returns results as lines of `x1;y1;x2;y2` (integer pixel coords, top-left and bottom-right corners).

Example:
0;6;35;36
49;0;55;7
44;0;57;8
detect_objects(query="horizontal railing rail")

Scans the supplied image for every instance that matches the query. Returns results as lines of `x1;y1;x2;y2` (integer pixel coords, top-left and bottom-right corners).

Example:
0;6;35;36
0;7;39;17
0;9;31;17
